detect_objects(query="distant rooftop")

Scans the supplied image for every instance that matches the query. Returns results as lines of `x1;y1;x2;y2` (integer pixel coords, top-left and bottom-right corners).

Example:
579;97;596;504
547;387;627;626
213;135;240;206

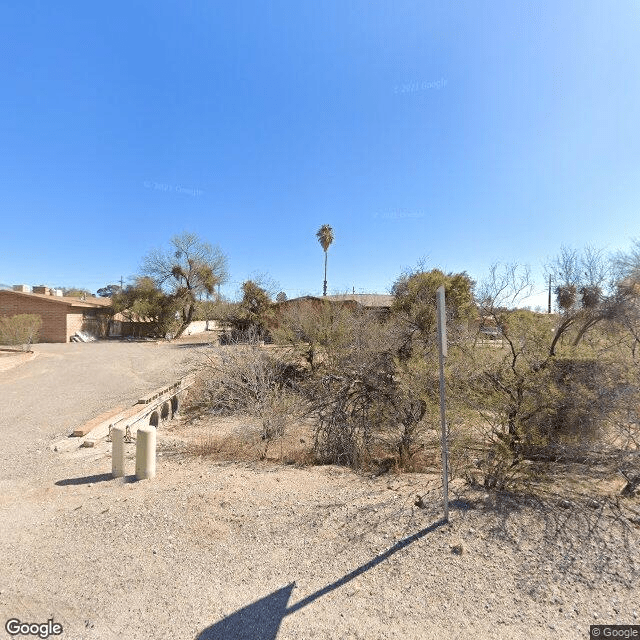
325;294;395;308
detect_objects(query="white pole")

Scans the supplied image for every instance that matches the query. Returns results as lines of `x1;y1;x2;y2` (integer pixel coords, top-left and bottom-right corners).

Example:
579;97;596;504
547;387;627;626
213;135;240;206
135;425;156;480
436;285;450;522
111;425;126;478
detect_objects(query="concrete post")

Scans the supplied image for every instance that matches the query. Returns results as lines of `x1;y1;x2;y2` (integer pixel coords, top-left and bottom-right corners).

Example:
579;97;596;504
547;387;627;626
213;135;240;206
135;425;156;480
112;425;126;478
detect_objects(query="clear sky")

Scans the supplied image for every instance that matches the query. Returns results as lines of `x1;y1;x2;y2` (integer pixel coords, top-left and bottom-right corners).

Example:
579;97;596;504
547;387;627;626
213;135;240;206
1;2;638;306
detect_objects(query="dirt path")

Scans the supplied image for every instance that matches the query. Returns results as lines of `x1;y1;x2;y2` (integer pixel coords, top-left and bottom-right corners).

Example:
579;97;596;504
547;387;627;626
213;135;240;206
1;340;639;639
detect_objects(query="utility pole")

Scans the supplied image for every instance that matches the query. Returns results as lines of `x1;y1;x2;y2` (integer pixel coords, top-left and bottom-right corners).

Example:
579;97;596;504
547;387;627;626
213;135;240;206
548;274;552;313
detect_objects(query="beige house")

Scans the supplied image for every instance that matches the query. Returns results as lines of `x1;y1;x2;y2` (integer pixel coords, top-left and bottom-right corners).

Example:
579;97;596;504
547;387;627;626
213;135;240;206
0;287;113;343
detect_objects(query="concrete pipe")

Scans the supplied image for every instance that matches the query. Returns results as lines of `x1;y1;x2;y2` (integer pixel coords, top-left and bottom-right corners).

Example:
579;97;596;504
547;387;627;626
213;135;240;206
112;425;126;478
135;425;156;480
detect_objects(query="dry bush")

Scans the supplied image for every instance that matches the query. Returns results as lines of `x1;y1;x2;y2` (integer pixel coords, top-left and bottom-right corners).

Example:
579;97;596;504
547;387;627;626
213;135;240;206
301;308;437;471
270;297;358;372
188;337;307;459
0;314;42;351
185;413;316;466
305;311;395;467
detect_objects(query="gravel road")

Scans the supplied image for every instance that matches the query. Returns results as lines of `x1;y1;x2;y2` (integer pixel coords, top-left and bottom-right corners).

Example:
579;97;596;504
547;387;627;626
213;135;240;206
1;340;639;640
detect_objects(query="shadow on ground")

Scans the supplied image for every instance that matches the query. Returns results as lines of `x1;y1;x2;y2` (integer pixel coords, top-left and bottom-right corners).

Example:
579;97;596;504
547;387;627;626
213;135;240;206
174;342;213;349
196;518;446;640
55;473;136;486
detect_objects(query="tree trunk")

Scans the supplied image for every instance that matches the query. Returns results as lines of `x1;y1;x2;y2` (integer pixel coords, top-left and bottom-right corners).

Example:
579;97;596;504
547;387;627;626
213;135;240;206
323;251;328;296
174;301;195;338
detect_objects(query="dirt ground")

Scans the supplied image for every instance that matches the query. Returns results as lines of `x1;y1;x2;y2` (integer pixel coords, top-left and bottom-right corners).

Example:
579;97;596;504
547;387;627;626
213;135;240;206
1;339;639;640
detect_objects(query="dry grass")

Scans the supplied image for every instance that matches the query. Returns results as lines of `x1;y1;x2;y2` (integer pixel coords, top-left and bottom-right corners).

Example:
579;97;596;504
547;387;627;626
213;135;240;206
183;414;316;466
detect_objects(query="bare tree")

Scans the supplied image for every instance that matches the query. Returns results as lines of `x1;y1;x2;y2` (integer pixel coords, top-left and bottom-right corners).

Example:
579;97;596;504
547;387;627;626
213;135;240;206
141;232;228;337
545;246;619;354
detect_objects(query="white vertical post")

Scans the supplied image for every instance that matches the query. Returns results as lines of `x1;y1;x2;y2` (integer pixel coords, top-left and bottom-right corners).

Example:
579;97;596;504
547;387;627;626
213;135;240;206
436;285;450;522
112;425;126;478
135;425;156;480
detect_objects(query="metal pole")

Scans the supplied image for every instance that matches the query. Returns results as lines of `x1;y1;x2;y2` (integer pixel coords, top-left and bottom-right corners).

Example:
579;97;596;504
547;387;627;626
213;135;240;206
436;285;449;522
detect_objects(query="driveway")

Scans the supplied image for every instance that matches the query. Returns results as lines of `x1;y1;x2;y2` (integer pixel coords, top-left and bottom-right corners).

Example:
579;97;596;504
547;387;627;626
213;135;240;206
0;340;194;483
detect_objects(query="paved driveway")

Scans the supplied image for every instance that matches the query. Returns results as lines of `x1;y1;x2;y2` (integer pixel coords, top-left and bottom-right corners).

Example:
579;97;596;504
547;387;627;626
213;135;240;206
0;340;195;482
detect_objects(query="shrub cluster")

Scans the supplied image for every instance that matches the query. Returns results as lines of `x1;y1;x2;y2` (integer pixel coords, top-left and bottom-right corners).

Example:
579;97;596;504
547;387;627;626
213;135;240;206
188;257;640;496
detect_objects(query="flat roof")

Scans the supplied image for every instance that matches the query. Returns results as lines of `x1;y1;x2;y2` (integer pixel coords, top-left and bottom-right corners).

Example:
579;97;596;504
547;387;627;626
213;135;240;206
0;289;112;309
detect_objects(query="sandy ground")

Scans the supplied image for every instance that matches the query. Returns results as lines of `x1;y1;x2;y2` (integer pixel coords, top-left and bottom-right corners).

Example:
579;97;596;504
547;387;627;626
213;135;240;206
1;339;639;640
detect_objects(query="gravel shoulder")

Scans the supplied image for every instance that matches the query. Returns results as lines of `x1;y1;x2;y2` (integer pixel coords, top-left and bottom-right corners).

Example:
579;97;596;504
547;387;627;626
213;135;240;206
1;340;639;640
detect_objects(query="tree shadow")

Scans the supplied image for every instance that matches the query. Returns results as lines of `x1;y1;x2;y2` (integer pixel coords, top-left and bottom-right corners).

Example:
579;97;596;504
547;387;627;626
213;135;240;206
196;518;446;640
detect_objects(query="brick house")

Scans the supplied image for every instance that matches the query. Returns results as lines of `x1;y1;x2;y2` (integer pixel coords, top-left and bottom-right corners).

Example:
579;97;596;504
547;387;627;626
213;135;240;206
0;287;113;343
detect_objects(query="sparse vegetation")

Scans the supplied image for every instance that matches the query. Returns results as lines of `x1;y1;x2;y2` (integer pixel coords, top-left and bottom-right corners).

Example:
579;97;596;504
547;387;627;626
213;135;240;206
0;314;42;351
183;246;640;519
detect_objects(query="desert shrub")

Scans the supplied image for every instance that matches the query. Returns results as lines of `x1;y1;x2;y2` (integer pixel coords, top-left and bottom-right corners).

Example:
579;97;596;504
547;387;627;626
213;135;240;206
457;256;640;491
531;358;608;447
391;267;475;359
187;251;640;494
310;364;395;468
271;297;357;372
191;337;306;458
302;309;433;470
272;292;462;471
112;277;183;338
0;314;42;351
220;280;275;342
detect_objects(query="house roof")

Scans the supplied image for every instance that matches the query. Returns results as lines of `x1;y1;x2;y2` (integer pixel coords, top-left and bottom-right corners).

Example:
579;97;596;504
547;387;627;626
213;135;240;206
0;289;113;309
275;294;395;309
324;294;395;308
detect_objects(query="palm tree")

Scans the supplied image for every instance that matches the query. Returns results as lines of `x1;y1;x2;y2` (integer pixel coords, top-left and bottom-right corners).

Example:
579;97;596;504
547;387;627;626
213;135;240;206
316;224;334;296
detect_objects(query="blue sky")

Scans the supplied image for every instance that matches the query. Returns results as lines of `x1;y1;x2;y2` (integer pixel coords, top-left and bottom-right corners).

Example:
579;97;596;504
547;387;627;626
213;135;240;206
1;1;638;306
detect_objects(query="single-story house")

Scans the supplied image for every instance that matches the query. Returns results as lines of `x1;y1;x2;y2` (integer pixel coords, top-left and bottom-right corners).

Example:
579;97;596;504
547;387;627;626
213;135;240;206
323;293;395;315
274;294;394;317
272;294;395;328
0;287;113;343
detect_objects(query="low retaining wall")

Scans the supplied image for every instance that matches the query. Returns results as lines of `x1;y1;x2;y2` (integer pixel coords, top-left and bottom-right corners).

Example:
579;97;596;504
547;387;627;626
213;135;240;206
51;375;194;452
